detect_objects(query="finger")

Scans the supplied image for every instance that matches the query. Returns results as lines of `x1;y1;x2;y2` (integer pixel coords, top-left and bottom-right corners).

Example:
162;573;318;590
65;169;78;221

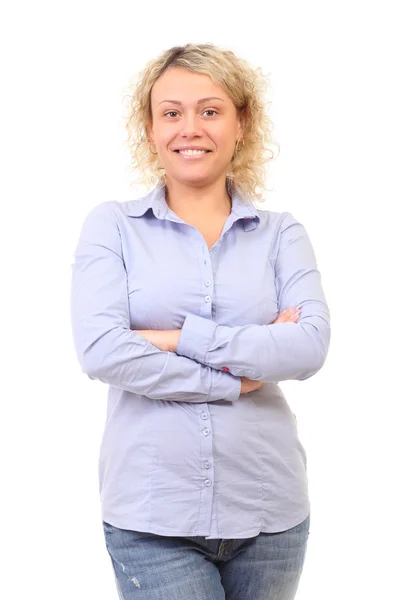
273;309;290;323
274;308;301;324
290;311;301;320
276;308;295;321
286;308;300;319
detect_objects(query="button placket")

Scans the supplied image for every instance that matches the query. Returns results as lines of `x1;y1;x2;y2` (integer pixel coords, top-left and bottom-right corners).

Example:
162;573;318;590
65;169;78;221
197;405;214;532
200;245;214;319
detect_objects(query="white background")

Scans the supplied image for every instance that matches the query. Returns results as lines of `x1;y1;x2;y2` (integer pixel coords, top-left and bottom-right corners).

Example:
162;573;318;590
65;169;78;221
1;1;399;598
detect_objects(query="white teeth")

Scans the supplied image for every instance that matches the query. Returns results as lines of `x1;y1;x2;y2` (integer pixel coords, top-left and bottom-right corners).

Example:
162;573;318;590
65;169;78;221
179;149;207;155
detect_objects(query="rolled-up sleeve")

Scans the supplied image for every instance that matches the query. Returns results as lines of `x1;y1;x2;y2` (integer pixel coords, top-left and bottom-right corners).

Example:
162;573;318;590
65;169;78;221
176;212;331;382
70;202;241;403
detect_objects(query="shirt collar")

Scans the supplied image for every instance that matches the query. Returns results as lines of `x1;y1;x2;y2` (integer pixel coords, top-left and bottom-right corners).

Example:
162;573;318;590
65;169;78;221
125;180;260;229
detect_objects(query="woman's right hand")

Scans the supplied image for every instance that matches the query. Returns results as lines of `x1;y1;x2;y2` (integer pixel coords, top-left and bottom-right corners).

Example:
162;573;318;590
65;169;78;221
240;377;265;394
240;307;301;394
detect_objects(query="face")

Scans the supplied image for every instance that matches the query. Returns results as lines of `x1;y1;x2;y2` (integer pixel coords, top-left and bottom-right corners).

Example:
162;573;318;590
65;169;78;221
148;67;243;188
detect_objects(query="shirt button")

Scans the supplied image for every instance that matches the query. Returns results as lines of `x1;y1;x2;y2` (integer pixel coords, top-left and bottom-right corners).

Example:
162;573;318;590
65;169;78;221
202;428;210;436
204;479;212;487
205;280;212;287
201;412;208;420
204;461;211;469
205;295;212;303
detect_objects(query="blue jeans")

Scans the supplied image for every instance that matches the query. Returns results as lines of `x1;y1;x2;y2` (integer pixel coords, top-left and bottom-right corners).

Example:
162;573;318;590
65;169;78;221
102;512;310;599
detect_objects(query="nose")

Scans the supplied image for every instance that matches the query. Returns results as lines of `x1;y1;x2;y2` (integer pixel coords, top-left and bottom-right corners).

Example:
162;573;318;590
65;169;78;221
179;111;202;138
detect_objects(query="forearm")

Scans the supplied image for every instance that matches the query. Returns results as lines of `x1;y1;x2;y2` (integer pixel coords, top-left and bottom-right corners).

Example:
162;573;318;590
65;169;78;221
175;305;330;382
74;324;240;402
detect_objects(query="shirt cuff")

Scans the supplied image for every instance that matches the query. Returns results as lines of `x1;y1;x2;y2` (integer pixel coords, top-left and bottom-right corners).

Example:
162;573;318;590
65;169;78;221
210;369;241;403
176;314;217;364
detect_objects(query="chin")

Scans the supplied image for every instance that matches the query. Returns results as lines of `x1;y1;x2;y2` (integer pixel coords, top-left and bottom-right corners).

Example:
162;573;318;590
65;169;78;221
171;172;214;186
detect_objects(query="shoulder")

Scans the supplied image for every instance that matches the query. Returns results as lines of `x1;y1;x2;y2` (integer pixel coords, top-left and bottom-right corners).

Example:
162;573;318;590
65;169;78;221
80;200;120;225
254;206;296;231
81;194;153;226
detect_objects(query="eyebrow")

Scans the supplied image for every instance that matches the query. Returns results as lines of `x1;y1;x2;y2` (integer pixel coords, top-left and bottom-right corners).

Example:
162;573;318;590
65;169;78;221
158;97;225;106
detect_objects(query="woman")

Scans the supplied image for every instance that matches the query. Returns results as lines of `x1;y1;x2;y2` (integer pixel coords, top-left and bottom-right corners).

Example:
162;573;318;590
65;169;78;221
70;43;330;600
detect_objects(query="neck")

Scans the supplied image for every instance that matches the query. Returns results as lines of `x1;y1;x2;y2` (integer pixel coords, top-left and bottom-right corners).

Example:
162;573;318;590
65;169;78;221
164;175;232;220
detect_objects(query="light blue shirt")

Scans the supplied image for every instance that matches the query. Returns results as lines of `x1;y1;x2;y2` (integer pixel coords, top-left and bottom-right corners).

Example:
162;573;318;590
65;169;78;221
70;182;330;539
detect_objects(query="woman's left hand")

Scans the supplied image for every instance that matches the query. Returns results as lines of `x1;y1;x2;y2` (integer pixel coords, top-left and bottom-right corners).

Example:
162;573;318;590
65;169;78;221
272;307;301;324
135;329;181;352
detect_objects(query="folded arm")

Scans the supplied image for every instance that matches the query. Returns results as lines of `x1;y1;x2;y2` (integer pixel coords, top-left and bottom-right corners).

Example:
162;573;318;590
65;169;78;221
176;212;331;382
70;202;241;403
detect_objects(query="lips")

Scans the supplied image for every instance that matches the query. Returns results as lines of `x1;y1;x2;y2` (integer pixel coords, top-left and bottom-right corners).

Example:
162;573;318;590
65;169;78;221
173;147;211;153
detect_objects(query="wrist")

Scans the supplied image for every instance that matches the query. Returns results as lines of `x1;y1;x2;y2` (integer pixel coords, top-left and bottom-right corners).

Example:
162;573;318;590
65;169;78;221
168;330;181;352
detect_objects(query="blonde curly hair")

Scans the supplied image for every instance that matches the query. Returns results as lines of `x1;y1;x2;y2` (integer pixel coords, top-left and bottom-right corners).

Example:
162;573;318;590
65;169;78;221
124;43;278;202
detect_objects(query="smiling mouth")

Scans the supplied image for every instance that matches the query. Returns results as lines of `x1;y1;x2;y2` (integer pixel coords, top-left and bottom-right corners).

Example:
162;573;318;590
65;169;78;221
174;149;212;156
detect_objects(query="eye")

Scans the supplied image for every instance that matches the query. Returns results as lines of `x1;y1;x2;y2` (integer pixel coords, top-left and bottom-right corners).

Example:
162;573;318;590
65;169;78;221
164;109;218;118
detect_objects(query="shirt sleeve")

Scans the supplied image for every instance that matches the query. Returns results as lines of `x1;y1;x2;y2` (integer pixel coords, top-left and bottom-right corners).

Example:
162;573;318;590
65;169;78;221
176;211;331;382
70;202;241;403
